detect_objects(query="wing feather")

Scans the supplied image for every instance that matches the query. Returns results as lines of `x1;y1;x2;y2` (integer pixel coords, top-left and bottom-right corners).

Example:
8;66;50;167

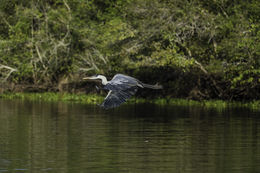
100;87;138;109
100;74;140;109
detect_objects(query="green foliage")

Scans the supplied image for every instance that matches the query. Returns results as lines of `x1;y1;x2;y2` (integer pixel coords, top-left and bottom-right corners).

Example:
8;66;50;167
0;92;104;104
0;0;259;100
1;92;259;111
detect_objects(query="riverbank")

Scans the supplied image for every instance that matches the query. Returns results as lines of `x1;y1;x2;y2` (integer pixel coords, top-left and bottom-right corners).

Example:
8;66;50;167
0;92;259;111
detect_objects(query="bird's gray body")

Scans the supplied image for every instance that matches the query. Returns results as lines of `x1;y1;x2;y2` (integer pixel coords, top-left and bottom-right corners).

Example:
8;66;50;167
101;74;141;108
104;74;143;91
83;74;162;109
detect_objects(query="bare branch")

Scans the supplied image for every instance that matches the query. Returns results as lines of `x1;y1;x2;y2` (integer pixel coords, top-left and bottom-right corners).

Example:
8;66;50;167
0;64;17;82
35;45;47;70
79;67;95;72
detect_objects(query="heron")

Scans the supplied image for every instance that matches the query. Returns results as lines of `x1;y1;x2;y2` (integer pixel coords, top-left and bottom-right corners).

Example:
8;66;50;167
83;74;163;109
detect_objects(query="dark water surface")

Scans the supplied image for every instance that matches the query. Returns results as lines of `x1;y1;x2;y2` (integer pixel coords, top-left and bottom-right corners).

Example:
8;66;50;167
0;99;259;173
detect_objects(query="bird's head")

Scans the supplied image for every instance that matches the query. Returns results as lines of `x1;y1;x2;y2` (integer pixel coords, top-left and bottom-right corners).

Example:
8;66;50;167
83;74;107;85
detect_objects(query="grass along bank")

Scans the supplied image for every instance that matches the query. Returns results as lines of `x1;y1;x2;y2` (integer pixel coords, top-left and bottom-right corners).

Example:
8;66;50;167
0;92;259;111
0;92;104;105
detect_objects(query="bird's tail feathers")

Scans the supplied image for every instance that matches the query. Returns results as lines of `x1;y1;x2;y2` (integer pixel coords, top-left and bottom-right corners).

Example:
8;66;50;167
142;83;163;89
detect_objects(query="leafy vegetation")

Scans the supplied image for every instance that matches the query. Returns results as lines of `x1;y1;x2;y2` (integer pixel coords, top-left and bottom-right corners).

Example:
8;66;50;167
0;92;259;111
0;0;259;100
0;92;103;104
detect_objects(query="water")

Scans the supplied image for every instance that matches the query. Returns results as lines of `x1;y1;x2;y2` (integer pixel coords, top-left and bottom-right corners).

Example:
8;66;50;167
0;99;259;173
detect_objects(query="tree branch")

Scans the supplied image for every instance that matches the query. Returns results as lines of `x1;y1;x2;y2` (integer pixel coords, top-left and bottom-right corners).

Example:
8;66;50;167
0;64;17;82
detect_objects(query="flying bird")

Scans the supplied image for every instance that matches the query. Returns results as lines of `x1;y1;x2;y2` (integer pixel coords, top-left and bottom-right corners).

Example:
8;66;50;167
83;74;162;109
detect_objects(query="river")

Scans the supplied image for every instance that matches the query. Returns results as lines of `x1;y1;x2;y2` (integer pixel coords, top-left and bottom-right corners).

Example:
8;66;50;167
0;99;259;172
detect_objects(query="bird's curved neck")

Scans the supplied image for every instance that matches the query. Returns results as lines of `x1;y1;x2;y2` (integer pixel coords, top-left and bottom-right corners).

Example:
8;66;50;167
99;75;108;85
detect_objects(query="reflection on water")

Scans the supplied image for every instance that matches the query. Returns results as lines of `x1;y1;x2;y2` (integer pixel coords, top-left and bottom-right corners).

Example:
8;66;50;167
0;99;259;172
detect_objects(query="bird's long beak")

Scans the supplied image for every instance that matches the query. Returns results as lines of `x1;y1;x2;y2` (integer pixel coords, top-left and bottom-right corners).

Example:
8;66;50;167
83;76;98;80
83;77;91;80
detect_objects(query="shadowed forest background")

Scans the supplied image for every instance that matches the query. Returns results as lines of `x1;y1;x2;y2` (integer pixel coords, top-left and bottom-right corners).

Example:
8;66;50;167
0;0;259;100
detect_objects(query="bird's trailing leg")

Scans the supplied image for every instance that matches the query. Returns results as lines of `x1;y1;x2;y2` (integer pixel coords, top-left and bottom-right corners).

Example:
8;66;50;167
95;85;100;91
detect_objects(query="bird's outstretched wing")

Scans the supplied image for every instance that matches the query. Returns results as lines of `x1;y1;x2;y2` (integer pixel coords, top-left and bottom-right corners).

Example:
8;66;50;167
100;87;138;109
